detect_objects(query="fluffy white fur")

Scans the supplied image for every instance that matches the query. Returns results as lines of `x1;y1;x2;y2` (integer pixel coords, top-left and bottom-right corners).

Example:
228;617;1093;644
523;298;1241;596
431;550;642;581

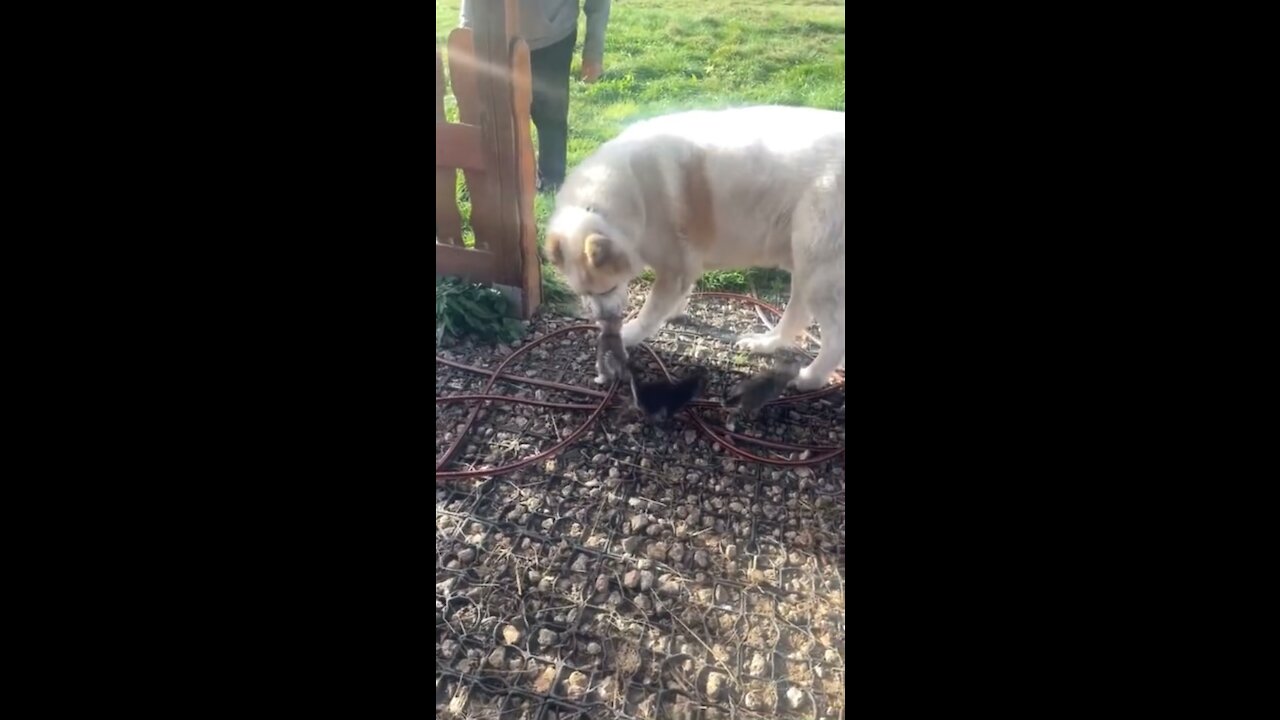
545;105;845;391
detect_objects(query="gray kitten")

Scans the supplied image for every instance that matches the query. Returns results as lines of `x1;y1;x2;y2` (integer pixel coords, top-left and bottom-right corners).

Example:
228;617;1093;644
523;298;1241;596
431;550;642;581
595;317;629;385
724;360;801;415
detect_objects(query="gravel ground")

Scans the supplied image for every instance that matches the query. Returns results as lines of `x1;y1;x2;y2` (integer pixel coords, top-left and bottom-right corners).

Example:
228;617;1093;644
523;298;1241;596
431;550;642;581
436;290;846;719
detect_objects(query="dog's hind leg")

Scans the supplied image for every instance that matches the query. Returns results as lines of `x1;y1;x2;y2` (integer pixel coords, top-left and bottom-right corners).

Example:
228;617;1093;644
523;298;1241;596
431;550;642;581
793;297;844;391
783;169;845;388
736;289;810;354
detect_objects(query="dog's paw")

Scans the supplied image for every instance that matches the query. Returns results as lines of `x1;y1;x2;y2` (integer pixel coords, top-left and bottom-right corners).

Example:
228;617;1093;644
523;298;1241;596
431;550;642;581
735;332;786;354
620;321;650;348
791;366;829;392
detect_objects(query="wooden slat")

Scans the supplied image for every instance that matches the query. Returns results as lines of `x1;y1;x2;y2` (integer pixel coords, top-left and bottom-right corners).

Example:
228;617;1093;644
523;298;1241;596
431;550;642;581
447;29;480;124
435;46;446;122
435;48;463;246
436;243;500;285
510;38;541;318
436;122;486;171
472;0;523;289
447;27;498;252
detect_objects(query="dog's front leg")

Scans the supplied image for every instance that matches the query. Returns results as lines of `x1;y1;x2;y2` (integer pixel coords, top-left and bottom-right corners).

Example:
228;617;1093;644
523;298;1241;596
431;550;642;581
621;273;686;347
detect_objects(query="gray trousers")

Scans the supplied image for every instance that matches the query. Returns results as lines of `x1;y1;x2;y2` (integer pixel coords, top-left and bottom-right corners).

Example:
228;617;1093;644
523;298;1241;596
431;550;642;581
529;28;576;188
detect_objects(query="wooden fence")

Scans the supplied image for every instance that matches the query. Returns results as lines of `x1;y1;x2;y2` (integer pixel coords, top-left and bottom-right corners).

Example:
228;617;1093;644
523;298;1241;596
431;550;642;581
436;0;541;319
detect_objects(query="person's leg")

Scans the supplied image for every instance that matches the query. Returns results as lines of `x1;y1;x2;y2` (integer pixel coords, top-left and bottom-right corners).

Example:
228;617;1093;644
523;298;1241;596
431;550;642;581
529;29;576;191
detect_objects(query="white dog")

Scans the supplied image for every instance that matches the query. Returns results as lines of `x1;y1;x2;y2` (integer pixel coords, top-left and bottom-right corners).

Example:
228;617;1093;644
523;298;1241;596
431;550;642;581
545;105;845;391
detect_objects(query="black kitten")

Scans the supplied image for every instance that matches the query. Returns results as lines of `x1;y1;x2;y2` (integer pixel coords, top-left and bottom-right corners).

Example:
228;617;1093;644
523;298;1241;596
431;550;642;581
628;364;706;420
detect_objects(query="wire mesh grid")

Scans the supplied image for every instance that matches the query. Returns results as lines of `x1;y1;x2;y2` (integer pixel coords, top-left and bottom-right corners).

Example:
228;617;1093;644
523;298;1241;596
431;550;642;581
436;294;845;719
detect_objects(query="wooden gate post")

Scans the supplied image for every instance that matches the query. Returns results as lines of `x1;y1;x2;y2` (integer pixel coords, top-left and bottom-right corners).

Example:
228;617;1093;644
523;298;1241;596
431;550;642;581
470;0;541;319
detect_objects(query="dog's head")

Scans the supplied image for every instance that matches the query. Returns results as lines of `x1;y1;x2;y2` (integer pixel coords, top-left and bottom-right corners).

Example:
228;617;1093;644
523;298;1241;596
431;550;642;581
544;206;639;320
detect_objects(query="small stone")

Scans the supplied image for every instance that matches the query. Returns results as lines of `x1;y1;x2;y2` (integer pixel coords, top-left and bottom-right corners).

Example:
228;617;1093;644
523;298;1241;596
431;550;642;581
502;625;521;644
684;429;696;444
630;514;649;533
538;576;553;592
587;642;602;655
527;569;541;583
448;684;470;714
646;523;662;537
595;675;614;701
458;547;477;564
647;542;668;561
609;466;620;478
748;652;767;676
634;594;651;611
571;554;588;573
538;628;557;647
694;550;710;568
622;536;643;554
566;670;588;698
487;648;506;667
533;665;557;694
705;671;725;699
592;452;607;464
658;580;679;596
639;570;654;591
669;543;685;564
624;570;641;589
786;686;805;708
825;648;840;664
744;691;762;710
729;501;745;513
726;544;738;559
595;575;609;593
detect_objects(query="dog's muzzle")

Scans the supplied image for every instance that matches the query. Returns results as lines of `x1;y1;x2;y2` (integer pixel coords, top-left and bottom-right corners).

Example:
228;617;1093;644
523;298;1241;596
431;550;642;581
581;285;626;321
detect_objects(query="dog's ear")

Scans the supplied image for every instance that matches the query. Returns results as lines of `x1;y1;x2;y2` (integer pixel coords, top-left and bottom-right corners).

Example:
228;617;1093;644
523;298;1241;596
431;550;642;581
545;232;565;267
583;233;615;269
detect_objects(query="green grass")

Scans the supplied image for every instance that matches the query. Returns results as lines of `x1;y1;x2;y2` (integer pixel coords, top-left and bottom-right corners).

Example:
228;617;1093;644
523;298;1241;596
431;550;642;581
436;0;845;309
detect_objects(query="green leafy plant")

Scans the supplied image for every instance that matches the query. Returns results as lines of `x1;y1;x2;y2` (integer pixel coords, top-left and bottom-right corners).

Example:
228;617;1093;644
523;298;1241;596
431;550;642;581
540;262;578;313
436;276;525;344
697;270;749;292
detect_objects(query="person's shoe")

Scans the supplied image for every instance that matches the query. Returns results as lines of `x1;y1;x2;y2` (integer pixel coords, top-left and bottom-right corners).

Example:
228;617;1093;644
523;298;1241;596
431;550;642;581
536;176;562;194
